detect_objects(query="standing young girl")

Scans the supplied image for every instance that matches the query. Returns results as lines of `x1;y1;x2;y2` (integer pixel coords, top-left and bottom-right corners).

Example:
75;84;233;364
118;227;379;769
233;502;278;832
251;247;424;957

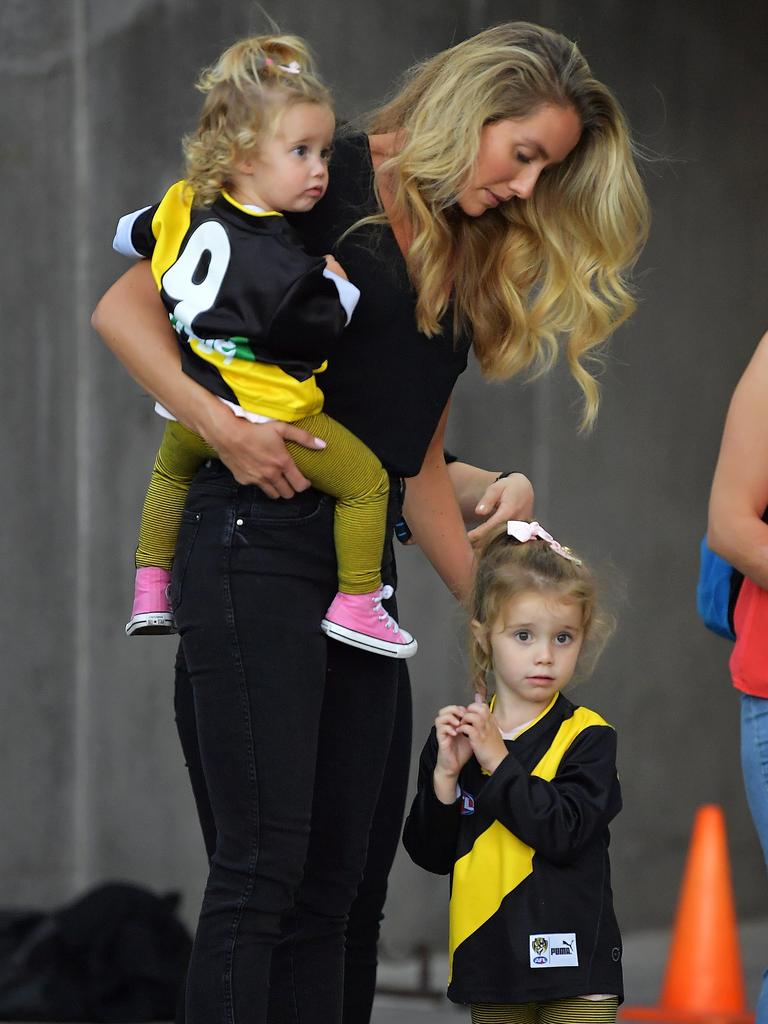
113;34;416;657
404;522;622;1022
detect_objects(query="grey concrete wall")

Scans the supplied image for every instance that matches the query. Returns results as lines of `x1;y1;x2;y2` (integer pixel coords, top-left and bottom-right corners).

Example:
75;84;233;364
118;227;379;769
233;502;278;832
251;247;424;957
2;0;767;962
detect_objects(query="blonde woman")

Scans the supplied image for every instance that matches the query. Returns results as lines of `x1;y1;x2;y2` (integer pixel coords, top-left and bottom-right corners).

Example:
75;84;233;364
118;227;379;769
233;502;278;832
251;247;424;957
93;22;648;1024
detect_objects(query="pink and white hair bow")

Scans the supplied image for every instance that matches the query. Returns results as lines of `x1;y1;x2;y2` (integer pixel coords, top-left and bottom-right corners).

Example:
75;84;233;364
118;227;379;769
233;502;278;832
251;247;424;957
506;521;582;564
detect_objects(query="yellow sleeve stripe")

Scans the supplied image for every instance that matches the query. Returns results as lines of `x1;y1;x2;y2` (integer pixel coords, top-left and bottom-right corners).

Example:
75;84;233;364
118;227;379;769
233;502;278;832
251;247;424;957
448;706;611;981
149;181;194;289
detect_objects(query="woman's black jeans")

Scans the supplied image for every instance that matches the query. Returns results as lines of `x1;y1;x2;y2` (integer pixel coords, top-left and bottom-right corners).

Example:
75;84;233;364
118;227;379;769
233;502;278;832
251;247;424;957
171;461;400;1024
341;660;412;1024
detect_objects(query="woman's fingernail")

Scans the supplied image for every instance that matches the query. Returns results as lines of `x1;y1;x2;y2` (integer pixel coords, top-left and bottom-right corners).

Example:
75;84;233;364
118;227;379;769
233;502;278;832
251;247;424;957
474;692;483;703
477;504;486;513
314;438;327;448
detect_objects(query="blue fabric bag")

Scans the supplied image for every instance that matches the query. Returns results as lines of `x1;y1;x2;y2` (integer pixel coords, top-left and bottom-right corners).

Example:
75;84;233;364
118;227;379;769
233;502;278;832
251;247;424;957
696;537;742;640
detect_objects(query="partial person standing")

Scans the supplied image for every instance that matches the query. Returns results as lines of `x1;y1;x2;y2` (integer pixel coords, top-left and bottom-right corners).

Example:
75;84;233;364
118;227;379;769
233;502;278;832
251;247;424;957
92;22;649;1024
708;330;768;1024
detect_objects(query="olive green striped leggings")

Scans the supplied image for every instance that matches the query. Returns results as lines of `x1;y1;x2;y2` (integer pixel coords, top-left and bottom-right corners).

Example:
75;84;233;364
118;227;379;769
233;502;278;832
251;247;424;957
136;414;389;595
470;997;619;1023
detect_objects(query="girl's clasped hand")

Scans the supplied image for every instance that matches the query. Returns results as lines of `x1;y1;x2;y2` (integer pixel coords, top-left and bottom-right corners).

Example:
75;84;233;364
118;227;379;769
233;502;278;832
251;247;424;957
434;698;509;782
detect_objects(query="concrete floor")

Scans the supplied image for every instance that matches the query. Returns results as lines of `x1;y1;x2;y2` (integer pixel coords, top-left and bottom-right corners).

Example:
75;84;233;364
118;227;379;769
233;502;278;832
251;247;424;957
5;920;763;1023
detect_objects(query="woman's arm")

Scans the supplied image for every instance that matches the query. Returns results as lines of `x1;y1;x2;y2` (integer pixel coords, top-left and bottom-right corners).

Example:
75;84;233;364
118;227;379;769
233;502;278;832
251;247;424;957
708;330;768;588
92;261;324;499
446;462;534;543
402;401;477;602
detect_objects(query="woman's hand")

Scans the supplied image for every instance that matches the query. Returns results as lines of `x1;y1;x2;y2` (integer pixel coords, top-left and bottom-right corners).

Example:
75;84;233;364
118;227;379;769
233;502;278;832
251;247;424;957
467;472;534;546
207;414;326;499
459;699;509;774
92;262;327;500
433;704;473;803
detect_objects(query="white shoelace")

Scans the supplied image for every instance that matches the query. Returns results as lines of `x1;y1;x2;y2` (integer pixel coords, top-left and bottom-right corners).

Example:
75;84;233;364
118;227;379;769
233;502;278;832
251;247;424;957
372;585;400;634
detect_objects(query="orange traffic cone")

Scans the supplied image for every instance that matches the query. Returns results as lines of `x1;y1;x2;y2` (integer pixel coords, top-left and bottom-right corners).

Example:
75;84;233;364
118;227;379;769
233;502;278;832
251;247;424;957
621;804;754;1022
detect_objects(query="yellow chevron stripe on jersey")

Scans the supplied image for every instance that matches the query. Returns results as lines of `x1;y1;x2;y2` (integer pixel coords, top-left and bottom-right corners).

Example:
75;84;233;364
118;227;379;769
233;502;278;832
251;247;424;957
449;822;534;984
448;705;612;981
149;181;194;288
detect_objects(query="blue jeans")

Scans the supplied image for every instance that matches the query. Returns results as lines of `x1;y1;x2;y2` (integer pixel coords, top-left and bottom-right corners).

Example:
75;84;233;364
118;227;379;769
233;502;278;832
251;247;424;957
171;461;401;1024
741;693;768;1023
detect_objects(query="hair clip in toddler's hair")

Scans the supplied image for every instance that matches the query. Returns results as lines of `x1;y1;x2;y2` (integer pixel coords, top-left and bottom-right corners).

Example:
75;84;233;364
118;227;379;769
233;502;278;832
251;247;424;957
506;520;582;564
262;57;301;74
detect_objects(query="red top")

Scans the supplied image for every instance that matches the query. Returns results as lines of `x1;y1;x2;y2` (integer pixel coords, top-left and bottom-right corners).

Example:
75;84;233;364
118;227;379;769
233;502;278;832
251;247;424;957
730;577;768;697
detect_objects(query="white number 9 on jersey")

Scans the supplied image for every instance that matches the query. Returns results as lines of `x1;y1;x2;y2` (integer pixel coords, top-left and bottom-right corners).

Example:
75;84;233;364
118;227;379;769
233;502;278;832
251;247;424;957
161;221;231;332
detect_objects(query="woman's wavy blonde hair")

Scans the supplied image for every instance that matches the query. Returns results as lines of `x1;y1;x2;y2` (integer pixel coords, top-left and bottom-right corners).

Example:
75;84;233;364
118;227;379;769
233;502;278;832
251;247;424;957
183;34;331;207
469;526;614;701
363;22;650;427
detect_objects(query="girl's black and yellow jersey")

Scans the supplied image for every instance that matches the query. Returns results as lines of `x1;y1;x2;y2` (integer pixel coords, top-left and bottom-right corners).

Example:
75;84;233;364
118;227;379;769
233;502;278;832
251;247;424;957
403;694;623;1005
113;181;357;421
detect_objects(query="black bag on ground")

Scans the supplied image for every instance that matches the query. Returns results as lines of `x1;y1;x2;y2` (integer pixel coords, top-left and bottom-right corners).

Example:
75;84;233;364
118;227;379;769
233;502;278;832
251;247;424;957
0;882;192;1021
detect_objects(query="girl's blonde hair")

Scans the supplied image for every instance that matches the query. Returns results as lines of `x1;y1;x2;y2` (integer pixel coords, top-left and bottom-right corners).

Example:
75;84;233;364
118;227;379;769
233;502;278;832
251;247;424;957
364;22;650;428
183;34;331;207
469;526;613;699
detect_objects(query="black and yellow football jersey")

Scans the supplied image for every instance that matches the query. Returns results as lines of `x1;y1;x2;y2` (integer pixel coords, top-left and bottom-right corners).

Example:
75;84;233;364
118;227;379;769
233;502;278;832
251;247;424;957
113;181;355;421
403;693;623;1005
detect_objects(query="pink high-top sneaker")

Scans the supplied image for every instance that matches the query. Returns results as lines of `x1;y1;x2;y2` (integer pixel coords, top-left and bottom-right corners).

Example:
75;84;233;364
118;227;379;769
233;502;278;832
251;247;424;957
321;585;417;659
125;566;176;637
